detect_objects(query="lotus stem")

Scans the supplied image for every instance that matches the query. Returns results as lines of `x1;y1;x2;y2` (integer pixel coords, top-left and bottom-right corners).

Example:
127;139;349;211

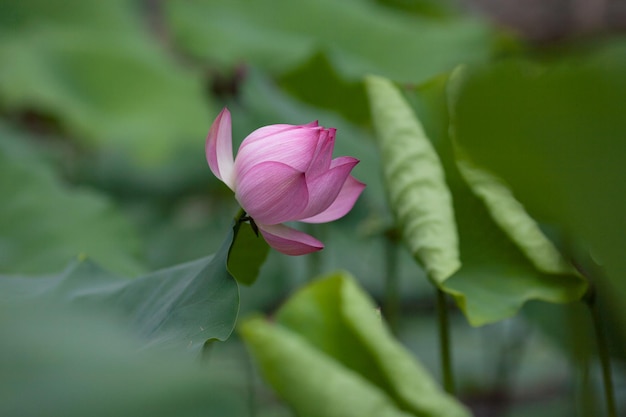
586;289;617;417
436;288;456;394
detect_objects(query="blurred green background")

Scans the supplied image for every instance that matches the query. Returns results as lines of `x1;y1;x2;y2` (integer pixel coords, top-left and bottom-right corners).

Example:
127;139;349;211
1;0;625;416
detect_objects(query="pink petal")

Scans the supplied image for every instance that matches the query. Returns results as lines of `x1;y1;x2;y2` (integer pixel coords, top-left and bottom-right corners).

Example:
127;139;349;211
306;128;336;178
235;161;308;225
205;108;235;189
238;121;320;147
300;175;366;224
234;124;323;177
239;124;299;145
257;223;324;256
299;156;359;219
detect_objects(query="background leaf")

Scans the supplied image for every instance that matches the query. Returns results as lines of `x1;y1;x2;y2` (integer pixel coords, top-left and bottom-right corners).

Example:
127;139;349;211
241;316;415;417
383;75;587;325
0;228;239;352
165;0;492;83
241;272;470;417
0;123;142;275
0;0;212;164
366;75;460;284
450;54;626;332
454;150;576;276
0;301;246;417
278;52;371;125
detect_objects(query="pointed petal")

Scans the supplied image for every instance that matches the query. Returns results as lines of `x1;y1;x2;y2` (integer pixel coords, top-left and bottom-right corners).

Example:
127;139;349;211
236;161;308;225
239;121;319;148
299;156;359;219
234;124;322;176
300;175;366;223
306;128;336;178
239;124;298;144
205;108;235;189
257;223;324;256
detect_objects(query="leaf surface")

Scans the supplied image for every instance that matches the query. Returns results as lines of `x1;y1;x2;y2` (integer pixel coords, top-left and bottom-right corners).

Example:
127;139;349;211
450;55;626;328
166;0;491;84
366;75;460;284
0;301;245;417
0;228;239;352
0;123;142;275
368;74;587;325
241;272;470;417
0;0;211;163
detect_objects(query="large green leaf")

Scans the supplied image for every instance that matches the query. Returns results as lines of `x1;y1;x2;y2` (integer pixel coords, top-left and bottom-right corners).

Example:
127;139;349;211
240;272;470;417
0;123;142;275
166;0;492;84
0;301;246;417
450;52;626;330
0;227;239;352
454;150;576;276
241;317;415;417
0;0;211;163
366;75;460;284
442;206;587;327
372;75;586;325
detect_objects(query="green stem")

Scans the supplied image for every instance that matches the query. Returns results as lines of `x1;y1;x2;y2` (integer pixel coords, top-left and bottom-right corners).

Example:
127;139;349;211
586;291;617;417
232;208;246;237
567;302;595;417
436;288;455;394
579;347;595;417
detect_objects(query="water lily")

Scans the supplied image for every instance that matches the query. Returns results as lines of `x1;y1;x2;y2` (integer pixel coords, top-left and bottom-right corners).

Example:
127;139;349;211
206;108;365;255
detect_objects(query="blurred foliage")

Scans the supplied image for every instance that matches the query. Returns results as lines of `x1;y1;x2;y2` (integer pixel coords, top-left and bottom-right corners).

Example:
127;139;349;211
0;123;142;275
165;0;493;83
1;0;625;415
0;227;239;352
0;0;212;164
241;272;470;417
366;75;587;325
450;54;626;333
0;301;246;417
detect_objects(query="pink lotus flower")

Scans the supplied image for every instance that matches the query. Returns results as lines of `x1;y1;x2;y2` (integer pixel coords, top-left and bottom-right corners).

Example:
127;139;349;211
206;108;365;256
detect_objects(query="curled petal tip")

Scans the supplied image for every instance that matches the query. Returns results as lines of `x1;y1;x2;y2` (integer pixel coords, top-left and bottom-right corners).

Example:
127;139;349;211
301;156;361;219
300;175;365;224
332;156;359;168
257;223;324;256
